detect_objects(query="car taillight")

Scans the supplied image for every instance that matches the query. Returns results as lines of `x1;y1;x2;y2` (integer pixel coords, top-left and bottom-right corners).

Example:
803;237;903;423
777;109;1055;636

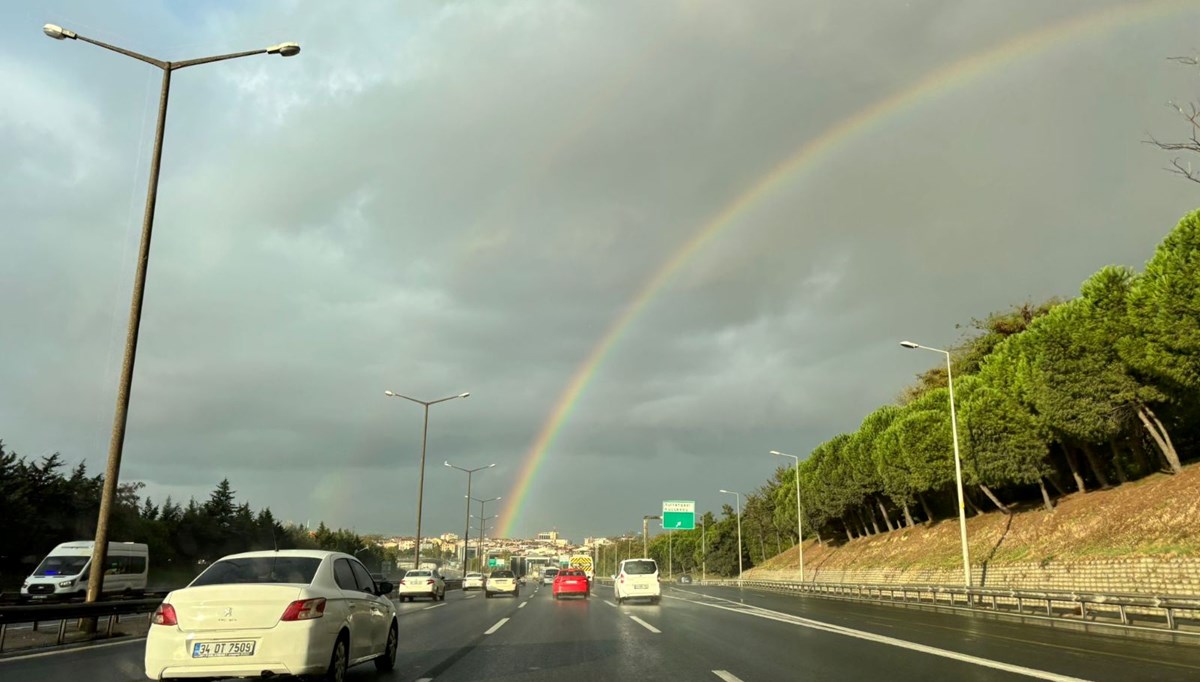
619;574;625;583
426;579;435;585
151;604;177;626
281;598;326;621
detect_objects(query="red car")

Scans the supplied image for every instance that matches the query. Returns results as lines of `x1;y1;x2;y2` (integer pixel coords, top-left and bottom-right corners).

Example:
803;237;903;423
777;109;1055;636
552;568;590;599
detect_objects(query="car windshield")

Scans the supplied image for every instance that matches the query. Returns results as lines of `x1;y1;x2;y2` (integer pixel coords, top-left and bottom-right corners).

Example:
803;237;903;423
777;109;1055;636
406;571;431;577
33;556;89;577
491;570;514;578
623;561;657;575
190;557;321;586
544;569;558;575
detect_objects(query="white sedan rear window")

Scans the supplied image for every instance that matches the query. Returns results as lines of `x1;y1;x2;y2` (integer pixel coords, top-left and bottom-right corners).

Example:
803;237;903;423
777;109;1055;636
192;557;321;586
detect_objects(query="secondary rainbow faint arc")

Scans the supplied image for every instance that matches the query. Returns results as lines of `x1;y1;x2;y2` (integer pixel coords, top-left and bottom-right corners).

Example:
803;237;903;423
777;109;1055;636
497;0;1193;538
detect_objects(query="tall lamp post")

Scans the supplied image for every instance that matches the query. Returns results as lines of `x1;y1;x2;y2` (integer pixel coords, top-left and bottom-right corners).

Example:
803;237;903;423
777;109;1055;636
701;516;707;583
445;461;495;569
719;490;744;585
900;340;971;588
471;514;498;568
43;23;300;606
468;496;501;569
385;390;469;570
769;450;804;581
642;515;660;557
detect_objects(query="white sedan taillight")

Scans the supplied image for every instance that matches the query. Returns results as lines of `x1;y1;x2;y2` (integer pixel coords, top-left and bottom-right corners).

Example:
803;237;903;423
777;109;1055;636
280;598;326;621
151;604;177;626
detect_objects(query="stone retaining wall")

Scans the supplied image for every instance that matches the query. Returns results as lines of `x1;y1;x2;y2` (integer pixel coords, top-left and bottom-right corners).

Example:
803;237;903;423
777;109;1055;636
747;556;1200;595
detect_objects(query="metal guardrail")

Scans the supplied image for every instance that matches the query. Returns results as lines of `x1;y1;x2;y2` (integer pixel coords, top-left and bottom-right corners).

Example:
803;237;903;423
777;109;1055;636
0;597;163;653
697;579;1200;634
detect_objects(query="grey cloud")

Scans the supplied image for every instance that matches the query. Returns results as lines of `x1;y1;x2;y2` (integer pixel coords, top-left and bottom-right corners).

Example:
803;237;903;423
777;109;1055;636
3;0;1199;541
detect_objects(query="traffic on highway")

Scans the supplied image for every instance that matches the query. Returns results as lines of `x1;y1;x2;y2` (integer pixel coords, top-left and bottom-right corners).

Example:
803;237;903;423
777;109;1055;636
5;575;1200;681
6;2;1200;681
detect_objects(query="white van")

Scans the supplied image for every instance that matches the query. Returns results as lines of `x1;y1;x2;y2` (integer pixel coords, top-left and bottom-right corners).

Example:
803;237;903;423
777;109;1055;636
613;558;660;604
20;541;149;600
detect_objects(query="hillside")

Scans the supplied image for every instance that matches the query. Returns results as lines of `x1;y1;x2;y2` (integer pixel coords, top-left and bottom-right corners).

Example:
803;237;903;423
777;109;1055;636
751;464;1200;578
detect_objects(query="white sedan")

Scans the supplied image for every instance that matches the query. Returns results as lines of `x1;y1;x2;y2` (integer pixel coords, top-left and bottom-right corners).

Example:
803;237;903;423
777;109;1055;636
463;572;486;591
144;550;397;681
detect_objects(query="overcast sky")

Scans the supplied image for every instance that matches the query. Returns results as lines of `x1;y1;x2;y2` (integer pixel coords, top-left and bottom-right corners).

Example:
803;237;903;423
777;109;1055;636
3;1;1198;543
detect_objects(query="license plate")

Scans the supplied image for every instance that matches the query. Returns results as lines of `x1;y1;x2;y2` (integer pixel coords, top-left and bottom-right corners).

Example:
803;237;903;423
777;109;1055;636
192;641;256;658
634;585;647;590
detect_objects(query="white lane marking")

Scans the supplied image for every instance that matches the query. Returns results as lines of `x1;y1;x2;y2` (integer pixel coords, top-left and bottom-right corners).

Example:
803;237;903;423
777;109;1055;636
604;600;618;608
672;595;1091;682
713;672;744;682
629;615;661;634
518;601;528;609
464;594;478;599
0;637;145;663
417;678;434;682
484;617;510;635
424;603;446;610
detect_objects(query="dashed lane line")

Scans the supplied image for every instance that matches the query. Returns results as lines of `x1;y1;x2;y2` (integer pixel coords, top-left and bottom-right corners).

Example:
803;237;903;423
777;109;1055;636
604;600;618;607
484;617;510;635
424;603;446;610
629;615;661;634
713;671;745;682
518;601;527;609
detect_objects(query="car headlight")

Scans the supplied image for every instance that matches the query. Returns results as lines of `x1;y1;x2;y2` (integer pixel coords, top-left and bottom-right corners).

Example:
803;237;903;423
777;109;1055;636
58;580;76;588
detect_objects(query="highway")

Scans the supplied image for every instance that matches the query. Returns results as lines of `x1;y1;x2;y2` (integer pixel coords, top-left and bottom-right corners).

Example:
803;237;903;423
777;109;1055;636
3;583;1200;681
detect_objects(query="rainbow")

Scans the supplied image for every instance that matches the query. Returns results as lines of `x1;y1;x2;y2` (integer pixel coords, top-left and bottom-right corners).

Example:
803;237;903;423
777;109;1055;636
497;0;1194;538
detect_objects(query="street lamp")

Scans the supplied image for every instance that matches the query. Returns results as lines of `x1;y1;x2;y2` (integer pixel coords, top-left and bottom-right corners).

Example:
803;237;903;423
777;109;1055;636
719;490;744;585
445;461;495;569
385;390;469;570
471;512;498;569
44;23;300;606
900;340;971;588
769;450;805;581
642;515;660;557
468;496;500;570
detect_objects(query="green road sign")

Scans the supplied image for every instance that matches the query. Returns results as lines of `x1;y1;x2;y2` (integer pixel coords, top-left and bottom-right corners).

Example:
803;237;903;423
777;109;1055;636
488;557;499;568
662;500;695;530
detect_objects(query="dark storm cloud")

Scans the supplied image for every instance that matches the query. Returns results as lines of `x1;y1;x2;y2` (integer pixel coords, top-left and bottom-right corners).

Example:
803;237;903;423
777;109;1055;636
3;0;1198;540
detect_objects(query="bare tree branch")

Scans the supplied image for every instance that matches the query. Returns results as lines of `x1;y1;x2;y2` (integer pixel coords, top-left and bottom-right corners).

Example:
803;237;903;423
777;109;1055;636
1148;58;1200;185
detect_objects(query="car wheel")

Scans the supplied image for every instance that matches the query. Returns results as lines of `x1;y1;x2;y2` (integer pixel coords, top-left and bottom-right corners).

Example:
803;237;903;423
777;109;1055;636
319;635;348;682
583;591;589;599
374;623;397;672
485;592;492;599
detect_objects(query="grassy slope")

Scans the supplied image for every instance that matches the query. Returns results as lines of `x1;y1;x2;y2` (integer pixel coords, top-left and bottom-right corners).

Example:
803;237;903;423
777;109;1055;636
754;464;1200;575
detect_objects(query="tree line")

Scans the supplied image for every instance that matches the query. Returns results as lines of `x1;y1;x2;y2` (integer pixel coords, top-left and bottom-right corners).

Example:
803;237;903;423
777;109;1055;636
0;446;385;588
639;209;1200;575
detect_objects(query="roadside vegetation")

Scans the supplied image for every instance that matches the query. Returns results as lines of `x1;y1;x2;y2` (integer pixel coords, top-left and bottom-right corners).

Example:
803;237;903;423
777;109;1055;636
644;210;1200;577
0;458;389;591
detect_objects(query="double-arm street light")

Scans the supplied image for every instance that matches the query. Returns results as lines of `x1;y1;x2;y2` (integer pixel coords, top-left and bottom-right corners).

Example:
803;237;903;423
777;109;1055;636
444;461;495;569
471;513;499;569
900;340;971;587
468;496;501;569
385;391;470;569
719;490;744;584
769;450;805;581
43;23;300;606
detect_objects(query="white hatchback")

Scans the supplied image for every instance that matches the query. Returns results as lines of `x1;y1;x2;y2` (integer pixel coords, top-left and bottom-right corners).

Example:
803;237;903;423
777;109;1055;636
463;572;486;591
144;550;397;681
614;558;661;605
